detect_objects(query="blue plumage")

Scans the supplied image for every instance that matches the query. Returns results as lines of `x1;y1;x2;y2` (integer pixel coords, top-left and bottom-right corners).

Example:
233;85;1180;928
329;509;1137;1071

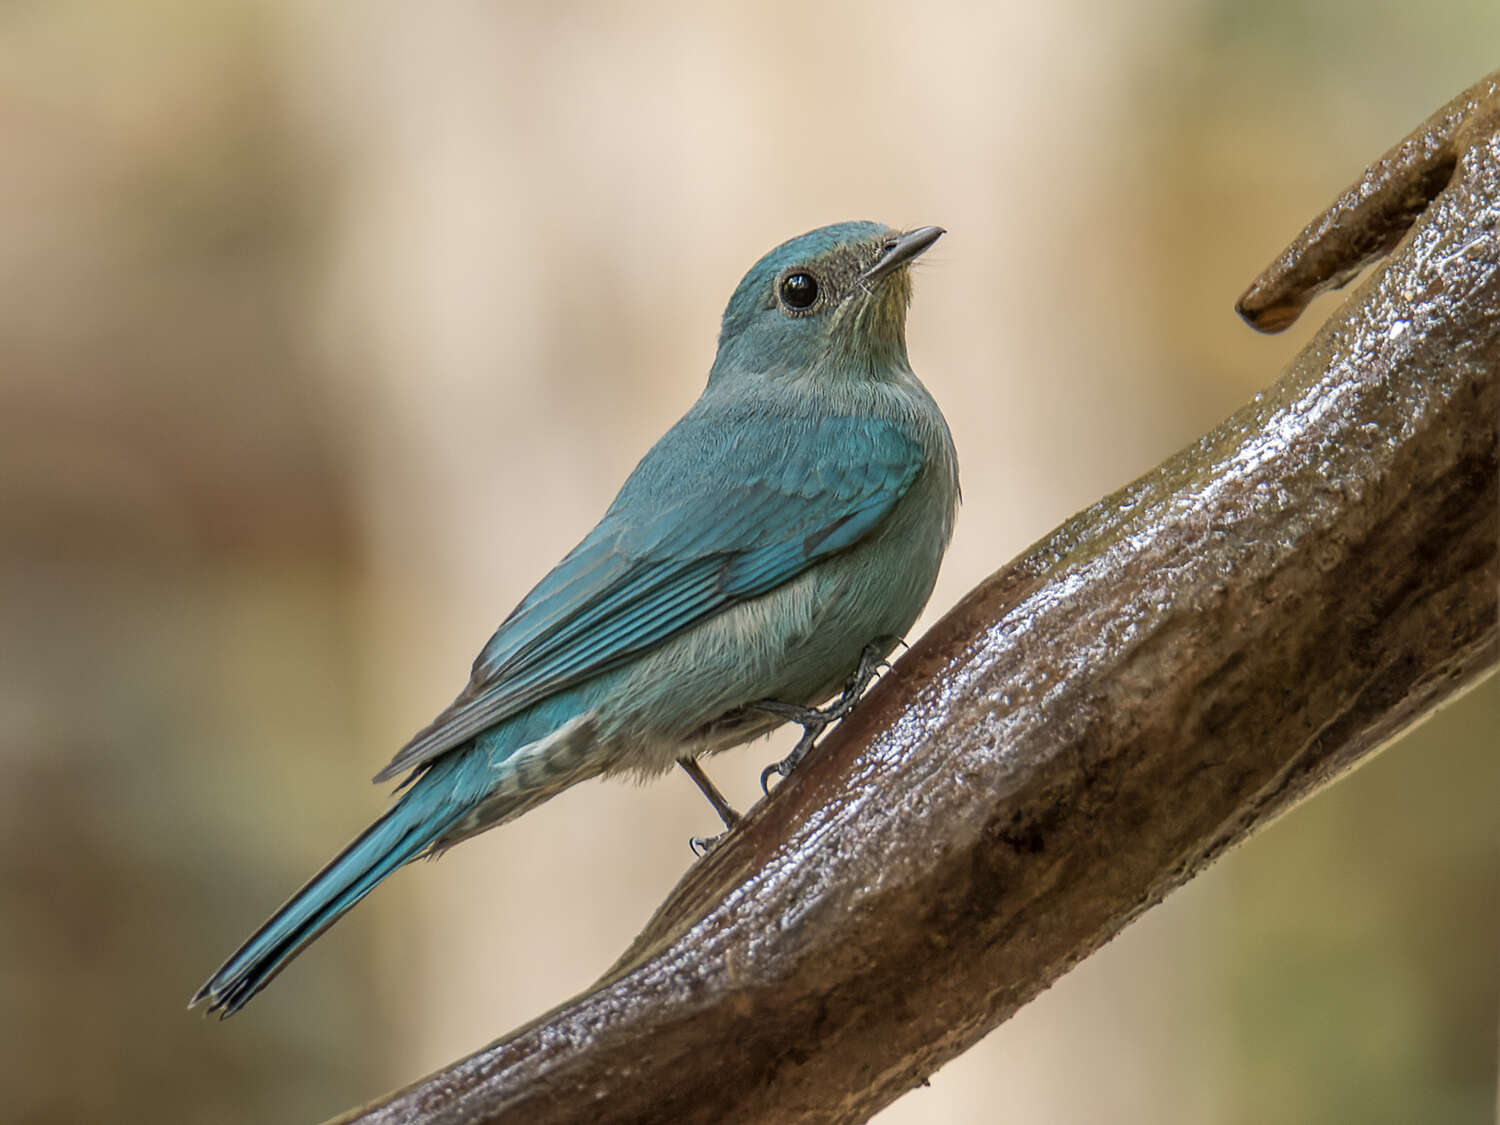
388;413;923;777
193;221;959;1017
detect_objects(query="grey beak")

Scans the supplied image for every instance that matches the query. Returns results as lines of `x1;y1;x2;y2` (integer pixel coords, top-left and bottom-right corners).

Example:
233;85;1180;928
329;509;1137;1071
861;225;946;283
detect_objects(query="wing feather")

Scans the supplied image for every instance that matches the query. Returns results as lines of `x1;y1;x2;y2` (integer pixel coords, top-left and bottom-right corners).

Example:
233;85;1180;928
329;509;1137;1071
374;411;922;782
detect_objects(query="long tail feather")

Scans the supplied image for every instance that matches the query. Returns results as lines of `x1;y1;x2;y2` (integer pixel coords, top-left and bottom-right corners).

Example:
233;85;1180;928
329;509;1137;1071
190;786;466;1018
192;701;605;1017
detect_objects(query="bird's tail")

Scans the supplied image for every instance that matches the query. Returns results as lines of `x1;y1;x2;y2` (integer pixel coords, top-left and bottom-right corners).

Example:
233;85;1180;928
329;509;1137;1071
190;771;477;1018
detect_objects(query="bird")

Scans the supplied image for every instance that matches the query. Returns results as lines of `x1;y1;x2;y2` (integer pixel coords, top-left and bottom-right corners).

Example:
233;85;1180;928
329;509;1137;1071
191;220;959;1017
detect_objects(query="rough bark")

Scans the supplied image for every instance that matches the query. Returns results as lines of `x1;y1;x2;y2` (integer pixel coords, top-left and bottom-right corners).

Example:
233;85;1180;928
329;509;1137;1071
334;72;1500;1125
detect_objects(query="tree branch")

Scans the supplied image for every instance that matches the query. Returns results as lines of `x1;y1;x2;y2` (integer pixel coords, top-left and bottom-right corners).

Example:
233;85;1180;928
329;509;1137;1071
334;73;1500;1125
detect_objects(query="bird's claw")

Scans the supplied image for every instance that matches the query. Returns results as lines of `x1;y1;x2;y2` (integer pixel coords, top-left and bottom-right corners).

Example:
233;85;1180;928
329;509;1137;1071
759;726;821;793
754;637;900;793
758;762;781;794
689;833;726;857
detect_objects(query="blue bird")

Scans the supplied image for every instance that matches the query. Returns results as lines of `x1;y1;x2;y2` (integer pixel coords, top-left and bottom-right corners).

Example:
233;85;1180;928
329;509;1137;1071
192;221;959;1017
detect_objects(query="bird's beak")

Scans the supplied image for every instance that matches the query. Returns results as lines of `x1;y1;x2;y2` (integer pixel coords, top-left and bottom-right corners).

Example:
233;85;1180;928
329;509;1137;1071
860;226;946;283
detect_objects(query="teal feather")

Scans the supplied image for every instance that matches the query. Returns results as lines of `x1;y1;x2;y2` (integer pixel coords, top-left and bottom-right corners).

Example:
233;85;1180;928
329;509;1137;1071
192;221;959;1017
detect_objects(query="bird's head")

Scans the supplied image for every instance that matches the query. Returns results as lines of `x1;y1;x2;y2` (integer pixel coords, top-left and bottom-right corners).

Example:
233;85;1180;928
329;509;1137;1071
710;222;944;384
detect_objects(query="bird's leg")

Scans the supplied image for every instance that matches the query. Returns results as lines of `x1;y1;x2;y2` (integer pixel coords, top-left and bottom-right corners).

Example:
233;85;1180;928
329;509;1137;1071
753;636;901;793
678;758;741;856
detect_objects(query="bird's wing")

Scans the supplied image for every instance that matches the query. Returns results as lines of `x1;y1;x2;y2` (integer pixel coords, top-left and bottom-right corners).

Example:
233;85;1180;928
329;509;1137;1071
373;412;923;781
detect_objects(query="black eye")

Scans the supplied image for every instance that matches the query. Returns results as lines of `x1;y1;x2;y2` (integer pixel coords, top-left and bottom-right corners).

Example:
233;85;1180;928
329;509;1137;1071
779;271;819;310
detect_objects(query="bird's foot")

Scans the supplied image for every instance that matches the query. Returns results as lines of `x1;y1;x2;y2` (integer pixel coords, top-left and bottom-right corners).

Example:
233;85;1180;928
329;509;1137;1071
678;758;741;857
753;636;901;793
689;832;728;857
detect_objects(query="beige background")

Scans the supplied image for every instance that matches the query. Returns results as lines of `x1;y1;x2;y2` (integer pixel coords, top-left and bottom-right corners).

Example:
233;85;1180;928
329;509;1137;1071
2;2;1497;1122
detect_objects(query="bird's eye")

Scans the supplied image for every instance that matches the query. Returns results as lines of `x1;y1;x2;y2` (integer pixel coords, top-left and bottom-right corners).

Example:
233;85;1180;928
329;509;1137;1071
779;271;819;311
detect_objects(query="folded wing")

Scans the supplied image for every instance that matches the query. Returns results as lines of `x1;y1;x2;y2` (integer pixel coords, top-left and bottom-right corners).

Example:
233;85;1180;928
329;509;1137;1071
374;411;922;782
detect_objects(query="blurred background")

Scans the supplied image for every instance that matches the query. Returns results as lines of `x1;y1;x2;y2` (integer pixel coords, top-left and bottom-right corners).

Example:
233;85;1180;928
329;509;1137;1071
2;2;1497;1122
